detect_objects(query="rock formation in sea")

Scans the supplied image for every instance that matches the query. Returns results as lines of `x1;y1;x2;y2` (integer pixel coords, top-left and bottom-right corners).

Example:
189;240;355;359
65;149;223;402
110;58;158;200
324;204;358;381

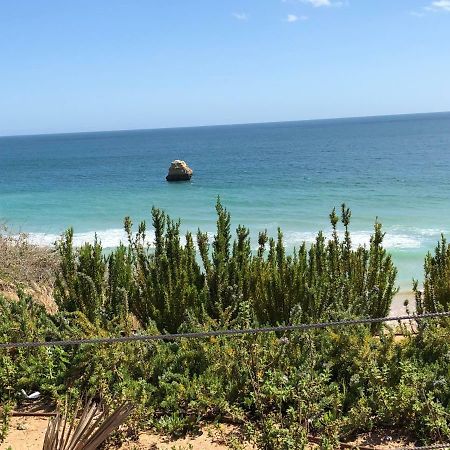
166;160;193;181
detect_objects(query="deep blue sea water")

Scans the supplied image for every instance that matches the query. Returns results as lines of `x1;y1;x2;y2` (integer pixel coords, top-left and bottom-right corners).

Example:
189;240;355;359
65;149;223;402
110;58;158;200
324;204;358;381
1;112;450;289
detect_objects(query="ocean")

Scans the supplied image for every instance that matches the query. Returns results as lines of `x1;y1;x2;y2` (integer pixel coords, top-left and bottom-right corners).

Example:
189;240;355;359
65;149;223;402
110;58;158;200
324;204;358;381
1;112;450;290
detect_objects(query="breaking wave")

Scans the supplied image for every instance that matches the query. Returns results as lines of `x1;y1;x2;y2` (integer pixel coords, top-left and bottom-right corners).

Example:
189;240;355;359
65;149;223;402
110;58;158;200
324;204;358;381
283;230;425;250
23;226;447;251
26;229;154;248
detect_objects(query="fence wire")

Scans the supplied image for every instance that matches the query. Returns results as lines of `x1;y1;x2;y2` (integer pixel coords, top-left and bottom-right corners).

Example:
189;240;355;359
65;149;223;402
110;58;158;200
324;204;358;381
1;311;450;349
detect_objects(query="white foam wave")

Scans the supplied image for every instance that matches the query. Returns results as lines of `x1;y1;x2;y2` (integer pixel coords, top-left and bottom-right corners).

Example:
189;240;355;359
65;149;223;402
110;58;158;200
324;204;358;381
21;228;427;251
25;233;62;247
416;228;447;237
26;229;154;248
284;230;421;250
383;234;421;249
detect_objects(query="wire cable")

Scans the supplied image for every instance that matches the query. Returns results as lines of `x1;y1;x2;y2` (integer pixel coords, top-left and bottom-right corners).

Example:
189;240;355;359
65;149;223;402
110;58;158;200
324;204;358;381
1;311;449;349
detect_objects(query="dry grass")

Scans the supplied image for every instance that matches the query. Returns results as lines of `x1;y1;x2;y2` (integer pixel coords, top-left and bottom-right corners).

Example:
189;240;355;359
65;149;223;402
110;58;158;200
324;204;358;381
0;225;58;310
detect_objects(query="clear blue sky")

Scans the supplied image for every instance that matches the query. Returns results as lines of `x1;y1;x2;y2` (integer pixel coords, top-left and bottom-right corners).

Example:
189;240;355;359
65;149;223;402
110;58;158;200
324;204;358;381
1;0;449;136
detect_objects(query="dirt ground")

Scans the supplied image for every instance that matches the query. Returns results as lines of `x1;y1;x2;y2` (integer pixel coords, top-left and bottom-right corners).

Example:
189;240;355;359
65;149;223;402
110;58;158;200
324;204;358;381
0;415;427;450
0;416;253;450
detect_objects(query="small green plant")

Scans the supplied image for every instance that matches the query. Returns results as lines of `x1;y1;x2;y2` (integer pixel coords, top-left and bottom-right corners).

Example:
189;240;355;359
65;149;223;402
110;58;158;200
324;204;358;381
0;403;11;443
414;234;450;314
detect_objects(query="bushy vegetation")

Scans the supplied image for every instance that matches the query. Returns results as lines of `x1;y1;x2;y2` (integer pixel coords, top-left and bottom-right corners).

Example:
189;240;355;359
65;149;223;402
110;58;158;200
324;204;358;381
415;234;450;314
1;202;450;449
54;200;397;333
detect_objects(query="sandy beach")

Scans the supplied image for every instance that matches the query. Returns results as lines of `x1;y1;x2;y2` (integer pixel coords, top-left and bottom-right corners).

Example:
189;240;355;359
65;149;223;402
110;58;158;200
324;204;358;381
0;416;253;450
0;415;421;450
390;290;416;317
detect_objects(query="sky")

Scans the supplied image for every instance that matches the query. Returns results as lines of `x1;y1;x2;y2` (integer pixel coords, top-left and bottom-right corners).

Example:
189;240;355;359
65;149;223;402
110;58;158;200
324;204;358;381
0;0;449;136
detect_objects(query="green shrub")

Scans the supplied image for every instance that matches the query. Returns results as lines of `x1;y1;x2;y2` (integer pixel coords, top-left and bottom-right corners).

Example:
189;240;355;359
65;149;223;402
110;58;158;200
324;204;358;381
415;235;450;314
53;201;398;333
6;204;450;447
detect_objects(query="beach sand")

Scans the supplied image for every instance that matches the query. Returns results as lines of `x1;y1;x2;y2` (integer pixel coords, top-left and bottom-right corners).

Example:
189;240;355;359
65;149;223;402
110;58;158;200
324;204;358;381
0;416;253;450
0;415;420;449
390;290;416;317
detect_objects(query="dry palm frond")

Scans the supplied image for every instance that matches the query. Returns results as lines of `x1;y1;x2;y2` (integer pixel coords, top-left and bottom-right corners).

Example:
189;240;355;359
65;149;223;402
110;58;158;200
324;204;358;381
43;399;134;450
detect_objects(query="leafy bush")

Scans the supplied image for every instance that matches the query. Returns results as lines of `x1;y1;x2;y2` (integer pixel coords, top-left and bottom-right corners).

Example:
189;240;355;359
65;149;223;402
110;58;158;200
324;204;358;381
2;292;450;446
3;204;450;448
54;201;398;333
415;235;450;314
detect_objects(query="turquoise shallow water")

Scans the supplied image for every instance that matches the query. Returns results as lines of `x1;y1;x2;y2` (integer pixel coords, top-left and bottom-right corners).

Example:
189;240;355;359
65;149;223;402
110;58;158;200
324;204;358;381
1;112;450;289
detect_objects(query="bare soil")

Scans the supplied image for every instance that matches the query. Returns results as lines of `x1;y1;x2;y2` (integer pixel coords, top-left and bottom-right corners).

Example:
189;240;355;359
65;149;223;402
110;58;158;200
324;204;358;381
0;416;431;450
0;416;253;450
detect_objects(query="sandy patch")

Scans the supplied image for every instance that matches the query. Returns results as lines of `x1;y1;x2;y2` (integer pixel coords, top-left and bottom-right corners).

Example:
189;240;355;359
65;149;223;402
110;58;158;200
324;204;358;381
0;417;49;450
0;417;252;450
0;416;435;449
390;290;415;317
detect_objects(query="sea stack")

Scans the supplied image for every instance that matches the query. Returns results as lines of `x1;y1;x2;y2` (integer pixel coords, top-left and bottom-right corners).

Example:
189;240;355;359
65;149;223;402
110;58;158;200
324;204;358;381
166;160;193;181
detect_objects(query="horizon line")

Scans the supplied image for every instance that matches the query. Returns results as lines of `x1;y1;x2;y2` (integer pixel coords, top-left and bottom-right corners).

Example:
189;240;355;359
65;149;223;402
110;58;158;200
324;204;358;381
1;109;449;139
